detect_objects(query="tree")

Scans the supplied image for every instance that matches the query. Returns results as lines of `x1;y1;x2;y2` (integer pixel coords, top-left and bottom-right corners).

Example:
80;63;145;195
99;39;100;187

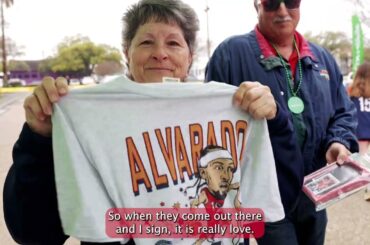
6;60;30;71
0;37;23;58
49;35;122;77
38;57;54;75
345;0;370;28
304;31;353;74
94;60;124;77
304;31;352;59
1;0;13;87
304;30;370;74
1;37;23;57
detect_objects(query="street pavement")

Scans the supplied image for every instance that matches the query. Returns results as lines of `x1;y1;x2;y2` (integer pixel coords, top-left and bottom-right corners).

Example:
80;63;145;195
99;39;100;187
0;92;369;245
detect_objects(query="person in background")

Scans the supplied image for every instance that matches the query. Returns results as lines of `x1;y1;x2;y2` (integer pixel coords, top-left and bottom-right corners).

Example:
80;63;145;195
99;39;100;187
66;75;71;85
349;61;370;201
205;0;358;244
3;0;278;244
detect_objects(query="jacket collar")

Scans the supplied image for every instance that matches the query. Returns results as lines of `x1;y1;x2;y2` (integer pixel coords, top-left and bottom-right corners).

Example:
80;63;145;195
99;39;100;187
253;26;317;70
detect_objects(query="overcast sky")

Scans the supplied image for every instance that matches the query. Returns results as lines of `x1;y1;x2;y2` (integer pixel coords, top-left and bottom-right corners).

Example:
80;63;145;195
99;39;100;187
5;0;364;60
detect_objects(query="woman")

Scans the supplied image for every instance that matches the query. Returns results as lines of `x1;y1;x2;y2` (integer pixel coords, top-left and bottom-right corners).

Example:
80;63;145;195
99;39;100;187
349;61;370;201
3;0;278;244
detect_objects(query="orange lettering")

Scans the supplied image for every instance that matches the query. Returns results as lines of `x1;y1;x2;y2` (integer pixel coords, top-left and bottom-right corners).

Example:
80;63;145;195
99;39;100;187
143;132;168;190
189;123;203;175
221;120;238;169
175;126;194;182
207;121;218;146
155;128;178;184
126;137;152;196
236;120;248;162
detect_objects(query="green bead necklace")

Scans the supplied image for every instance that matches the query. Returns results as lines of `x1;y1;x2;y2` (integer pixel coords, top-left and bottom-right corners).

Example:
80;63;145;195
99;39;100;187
273;39;305;114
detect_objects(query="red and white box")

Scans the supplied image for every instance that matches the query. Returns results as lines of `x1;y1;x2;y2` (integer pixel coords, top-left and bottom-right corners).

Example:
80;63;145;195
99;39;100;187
303;157;370;211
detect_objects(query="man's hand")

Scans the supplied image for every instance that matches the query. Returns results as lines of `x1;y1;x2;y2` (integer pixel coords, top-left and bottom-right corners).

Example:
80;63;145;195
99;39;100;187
24;76;69;137
233;81;277;120
325;142;351;164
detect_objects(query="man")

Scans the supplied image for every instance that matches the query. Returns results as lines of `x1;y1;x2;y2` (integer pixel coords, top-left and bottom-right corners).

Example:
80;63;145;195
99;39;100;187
190;145;240;245
190;145;240;210
205;0;358;244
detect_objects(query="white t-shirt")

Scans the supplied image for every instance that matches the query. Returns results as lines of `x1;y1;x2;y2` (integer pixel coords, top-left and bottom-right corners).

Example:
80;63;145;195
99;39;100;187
52;76;284;244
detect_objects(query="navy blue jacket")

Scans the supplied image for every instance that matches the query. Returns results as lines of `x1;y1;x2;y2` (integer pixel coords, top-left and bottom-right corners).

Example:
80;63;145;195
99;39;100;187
3;123;130;245
351;97;370;140
3;123;68;244
205;30;358;213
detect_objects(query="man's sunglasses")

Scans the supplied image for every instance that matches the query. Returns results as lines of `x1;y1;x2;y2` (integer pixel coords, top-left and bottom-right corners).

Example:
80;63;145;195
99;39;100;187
259;0;301;12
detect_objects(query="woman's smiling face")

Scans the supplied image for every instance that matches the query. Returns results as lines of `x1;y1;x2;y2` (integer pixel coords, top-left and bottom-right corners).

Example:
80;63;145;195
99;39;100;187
125;21;192;83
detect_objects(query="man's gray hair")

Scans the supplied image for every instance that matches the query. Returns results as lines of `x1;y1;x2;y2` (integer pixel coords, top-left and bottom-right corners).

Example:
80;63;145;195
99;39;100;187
122;0;199;54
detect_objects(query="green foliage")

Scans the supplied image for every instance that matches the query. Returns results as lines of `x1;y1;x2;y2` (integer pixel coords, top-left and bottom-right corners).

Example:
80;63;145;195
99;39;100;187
304;31;351;59
38;57;55;74
8;60;30;71
42;35;122;77
304;31;370;67
0;60;30;71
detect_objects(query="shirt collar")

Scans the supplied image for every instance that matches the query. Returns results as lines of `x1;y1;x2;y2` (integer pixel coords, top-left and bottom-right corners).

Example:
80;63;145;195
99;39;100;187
254;25;316;60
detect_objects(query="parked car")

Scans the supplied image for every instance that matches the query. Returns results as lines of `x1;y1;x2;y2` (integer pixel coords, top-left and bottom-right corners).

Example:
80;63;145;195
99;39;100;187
96;75;120;84
68;78;82;85
28;80;42;86
81;76;96;85
8;78;26;87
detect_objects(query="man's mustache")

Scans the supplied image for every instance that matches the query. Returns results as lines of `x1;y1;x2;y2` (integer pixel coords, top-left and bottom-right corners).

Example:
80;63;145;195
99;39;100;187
273;16;292;23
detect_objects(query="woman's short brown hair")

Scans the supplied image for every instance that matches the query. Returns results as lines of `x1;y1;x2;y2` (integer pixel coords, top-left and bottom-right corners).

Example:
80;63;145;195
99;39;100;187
122;0;199;55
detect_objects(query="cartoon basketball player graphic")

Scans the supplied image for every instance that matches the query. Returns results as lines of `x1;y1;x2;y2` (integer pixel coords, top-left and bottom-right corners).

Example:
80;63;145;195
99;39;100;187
190;145;240;209
187;145;241;245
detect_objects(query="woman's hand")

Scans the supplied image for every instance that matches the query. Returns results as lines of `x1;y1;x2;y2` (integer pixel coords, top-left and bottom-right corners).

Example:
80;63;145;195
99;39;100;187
24;76;69;137
233;81;277;120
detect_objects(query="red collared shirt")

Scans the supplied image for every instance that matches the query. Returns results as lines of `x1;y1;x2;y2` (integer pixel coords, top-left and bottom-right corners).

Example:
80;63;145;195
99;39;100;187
254;26;314;78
